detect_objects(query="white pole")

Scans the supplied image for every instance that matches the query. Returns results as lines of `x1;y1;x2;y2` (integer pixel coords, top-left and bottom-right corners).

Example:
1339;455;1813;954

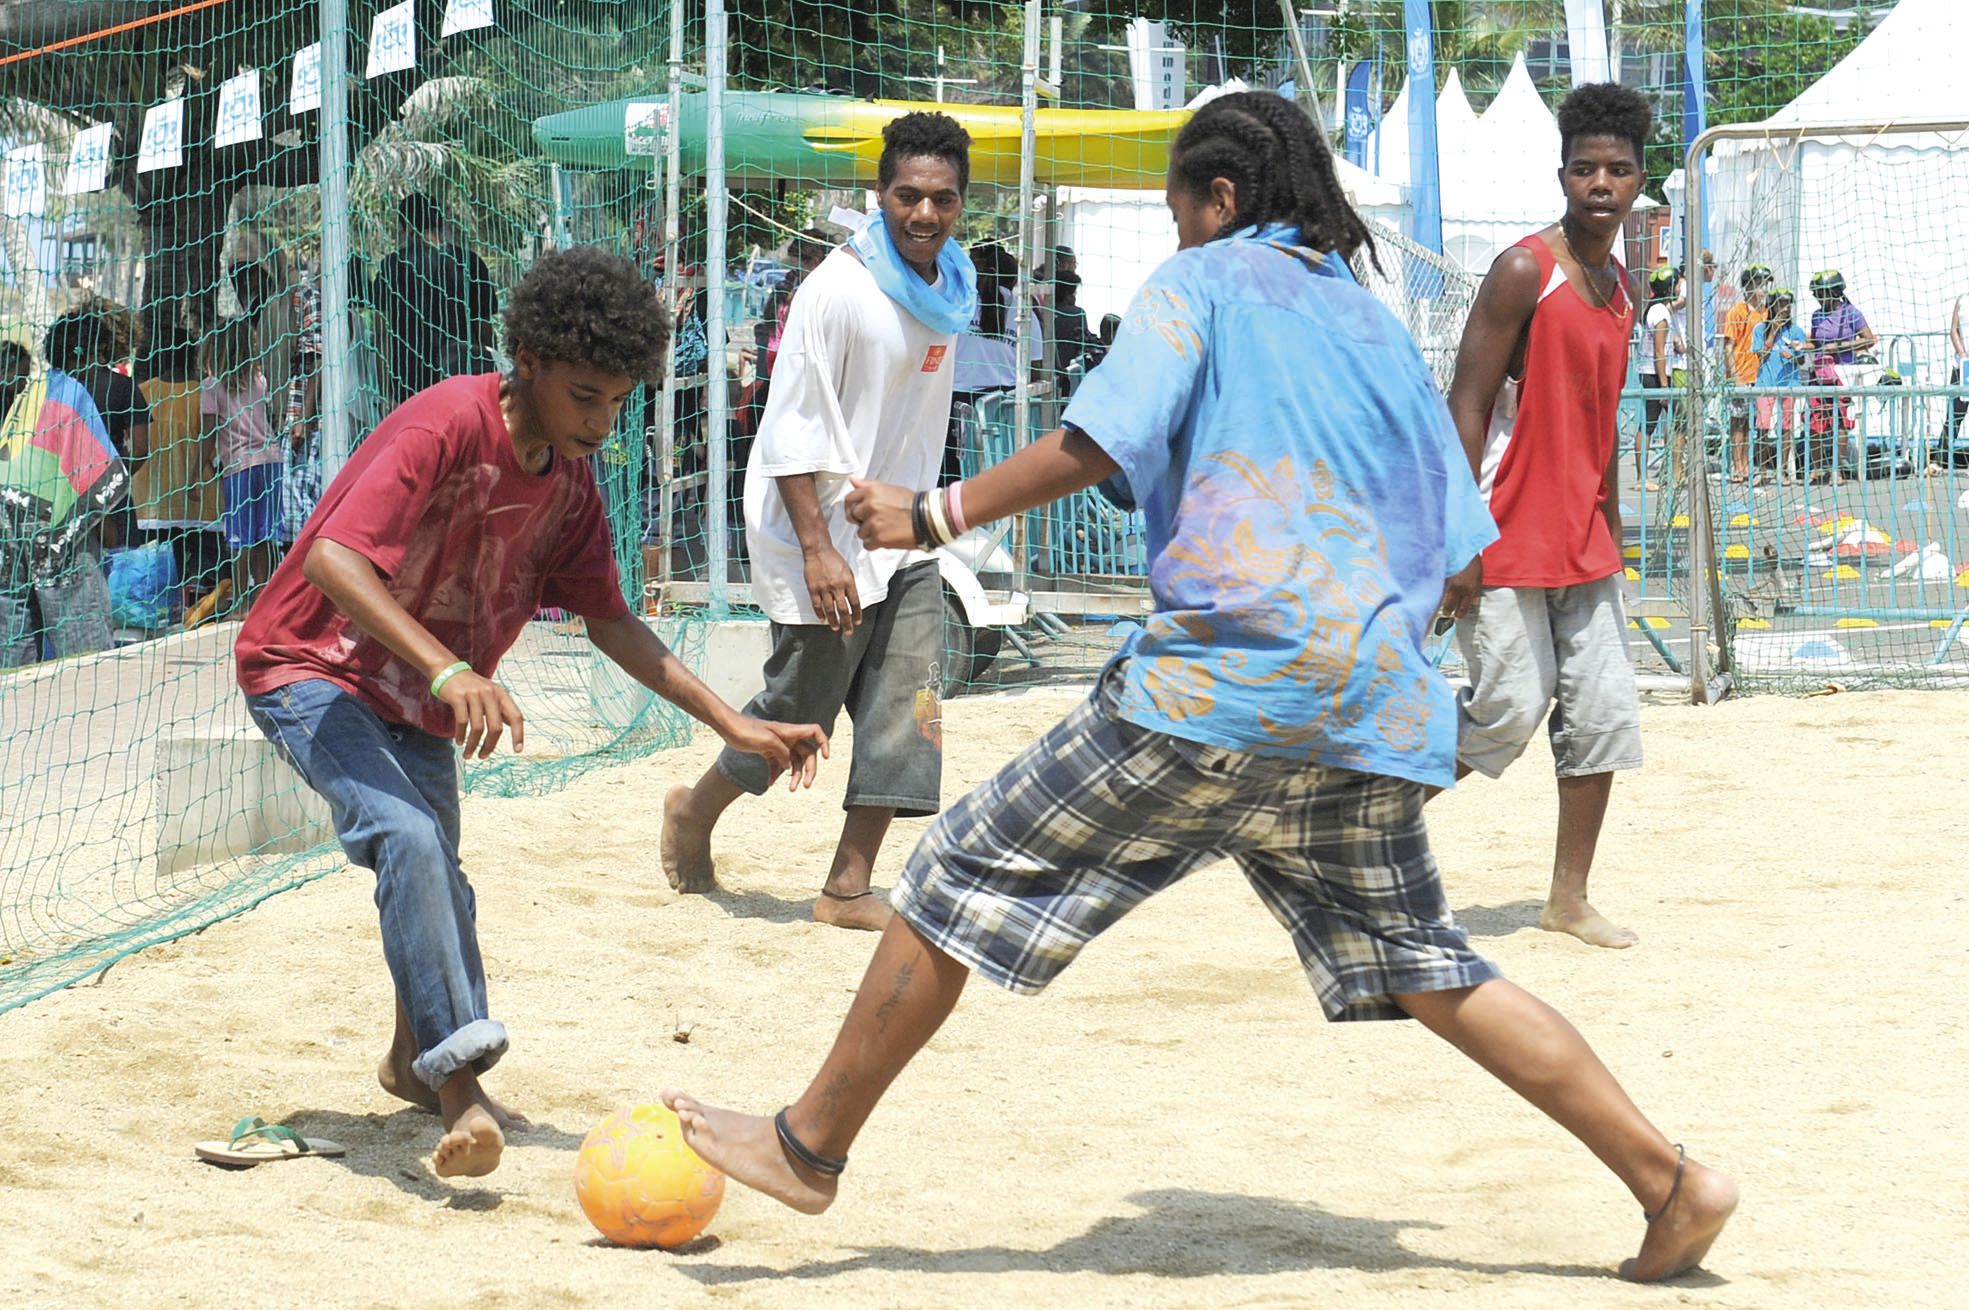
1012;0;1041;586
656;0;684;596
318;0;354;482
704;0;730;616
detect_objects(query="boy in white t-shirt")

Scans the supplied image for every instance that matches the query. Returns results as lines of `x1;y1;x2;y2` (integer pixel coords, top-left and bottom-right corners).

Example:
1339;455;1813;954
661;112;978;931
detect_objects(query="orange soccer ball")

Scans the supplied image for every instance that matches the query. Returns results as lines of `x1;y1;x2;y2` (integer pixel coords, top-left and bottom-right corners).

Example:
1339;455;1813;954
574;1103;725;1249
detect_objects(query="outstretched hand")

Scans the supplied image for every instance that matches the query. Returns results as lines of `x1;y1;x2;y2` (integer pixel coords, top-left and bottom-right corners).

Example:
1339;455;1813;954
438;671;526;758
843;478;919;551
721;717;830;790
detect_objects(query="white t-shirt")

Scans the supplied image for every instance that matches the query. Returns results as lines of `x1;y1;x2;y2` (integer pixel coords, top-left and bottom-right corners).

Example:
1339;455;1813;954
744;247;957;625
1645;302;1686;375
953;287;1043;392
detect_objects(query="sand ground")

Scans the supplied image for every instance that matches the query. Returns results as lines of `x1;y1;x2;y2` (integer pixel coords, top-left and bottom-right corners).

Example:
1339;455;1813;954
1;686;1964;1309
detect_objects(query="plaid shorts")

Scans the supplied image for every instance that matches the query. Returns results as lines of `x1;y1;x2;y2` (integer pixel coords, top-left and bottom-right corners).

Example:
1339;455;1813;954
894;666;1501;1021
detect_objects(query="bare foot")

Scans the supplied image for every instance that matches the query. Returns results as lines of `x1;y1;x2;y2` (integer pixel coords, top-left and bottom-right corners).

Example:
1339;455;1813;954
661;1091;837;1215
378;1050;529;1130
1539;900;1639;949
432;1098;504;1178
1620;1158;1739;1282
813;889;894;932
661;786;717;894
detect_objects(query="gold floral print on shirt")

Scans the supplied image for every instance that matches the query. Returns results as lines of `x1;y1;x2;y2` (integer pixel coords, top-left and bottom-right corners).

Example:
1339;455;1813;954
1135;449;1428;755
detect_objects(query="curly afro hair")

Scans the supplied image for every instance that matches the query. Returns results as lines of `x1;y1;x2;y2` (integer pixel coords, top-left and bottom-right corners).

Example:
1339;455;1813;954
1557;82;1653;164
878;110;971;194
504;245;672;384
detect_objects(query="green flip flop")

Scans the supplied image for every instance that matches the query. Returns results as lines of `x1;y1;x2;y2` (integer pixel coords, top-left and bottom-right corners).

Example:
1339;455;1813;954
194;1115;347;1168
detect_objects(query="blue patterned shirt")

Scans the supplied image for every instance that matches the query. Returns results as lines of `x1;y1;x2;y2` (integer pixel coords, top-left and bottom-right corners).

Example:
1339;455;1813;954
1061;225;1496;788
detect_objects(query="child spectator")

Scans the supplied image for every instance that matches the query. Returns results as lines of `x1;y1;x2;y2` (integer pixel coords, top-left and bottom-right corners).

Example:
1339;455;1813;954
1641;264;1684;485
45;300;150;548
1752;289;1807;482
202;315;283;612
281;264;325;544
135;325;225;616
0;340;126;665
1722;265;1771;484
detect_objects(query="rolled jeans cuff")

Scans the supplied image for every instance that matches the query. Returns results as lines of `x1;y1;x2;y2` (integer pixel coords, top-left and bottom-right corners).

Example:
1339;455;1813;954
411;1017;509;1091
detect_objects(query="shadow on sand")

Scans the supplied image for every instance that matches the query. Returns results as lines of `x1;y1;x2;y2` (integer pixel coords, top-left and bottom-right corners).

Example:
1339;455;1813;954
668;1187;1727;1288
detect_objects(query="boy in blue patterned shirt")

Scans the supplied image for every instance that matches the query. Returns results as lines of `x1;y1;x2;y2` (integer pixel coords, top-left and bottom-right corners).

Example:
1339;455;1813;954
662;93;1737;1282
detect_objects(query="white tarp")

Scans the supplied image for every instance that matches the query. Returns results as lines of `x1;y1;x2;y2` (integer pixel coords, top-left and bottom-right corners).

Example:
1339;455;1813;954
1707;0;1969;346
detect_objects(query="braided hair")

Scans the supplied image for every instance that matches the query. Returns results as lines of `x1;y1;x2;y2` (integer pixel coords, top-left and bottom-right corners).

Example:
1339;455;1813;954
1170;91;1379;271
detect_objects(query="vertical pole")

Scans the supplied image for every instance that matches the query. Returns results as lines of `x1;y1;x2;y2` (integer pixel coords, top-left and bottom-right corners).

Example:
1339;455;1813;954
318;0;354;481
656;0;684;596
1012;0;1041;588
1275;0;1324;131
704;0;730;616
548;164;570;248
1683;130;1713;704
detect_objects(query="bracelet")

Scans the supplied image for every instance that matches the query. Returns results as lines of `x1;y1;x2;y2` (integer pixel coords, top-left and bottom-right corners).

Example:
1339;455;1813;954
945;481;969;535
910;492;932;549
922;484;956;547
429;660;472;699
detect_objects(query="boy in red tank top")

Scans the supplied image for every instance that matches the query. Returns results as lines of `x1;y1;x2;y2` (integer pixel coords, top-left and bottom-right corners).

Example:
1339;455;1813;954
1441;84;1652;950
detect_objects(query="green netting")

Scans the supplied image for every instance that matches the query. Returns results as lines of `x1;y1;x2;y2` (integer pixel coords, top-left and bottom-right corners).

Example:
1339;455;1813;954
0;1;703;1015
1;1;1954;1013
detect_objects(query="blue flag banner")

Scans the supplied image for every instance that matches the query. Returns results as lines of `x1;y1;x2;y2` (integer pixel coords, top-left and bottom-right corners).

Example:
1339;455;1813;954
1344;60;1377;168
1403;0;1442;262
1683;0;1707;150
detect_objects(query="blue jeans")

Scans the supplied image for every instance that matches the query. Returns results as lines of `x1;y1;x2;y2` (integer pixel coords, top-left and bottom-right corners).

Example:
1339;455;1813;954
246;678;507;1089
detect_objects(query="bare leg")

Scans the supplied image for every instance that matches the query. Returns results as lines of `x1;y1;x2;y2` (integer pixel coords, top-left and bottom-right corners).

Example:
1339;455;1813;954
813;806;897;931
661;767;745;893
1396;980;1736;1281
1541;771;1636;948
1729;420;1750;482
665;915;969;1213
378;999;439;1113
377;999;528;1129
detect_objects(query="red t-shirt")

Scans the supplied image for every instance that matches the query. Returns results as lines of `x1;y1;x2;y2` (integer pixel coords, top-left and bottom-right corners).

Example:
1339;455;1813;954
1475;234;1630;588
236;374;631;736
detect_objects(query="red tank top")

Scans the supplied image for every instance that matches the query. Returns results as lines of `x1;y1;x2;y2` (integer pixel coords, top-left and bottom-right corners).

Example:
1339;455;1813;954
1476;233;1631;587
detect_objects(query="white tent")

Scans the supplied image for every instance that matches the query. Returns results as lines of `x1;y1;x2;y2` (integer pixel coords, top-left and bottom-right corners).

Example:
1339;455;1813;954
1434;69;1480;162
1439;54;1567;272
1365;79;1410;184
1707;0;1969;348
1055;160;1406;325
1364;57;1583;276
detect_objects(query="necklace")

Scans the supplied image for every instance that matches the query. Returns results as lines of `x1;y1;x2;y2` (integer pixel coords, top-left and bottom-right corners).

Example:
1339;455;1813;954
1557;218;1628;318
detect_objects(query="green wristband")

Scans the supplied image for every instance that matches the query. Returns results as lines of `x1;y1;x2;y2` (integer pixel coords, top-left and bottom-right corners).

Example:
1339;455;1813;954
429;661;472;699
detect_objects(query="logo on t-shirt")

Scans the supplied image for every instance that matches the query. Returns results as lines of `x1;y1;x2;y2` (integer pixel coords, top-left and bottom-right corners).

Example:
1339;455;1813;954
920;345;948;374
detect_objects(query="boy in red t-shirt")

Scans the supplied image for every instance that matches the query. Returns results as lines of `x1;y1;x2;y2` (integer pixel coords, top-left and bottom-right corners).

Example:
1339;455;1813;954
1441;84;1651;952
236;247;827;1178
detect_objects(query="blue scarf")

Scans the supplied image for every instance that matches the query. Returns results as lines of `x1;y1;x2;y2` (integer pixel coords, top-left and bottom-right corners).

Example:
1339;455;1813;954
849;216;978;335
